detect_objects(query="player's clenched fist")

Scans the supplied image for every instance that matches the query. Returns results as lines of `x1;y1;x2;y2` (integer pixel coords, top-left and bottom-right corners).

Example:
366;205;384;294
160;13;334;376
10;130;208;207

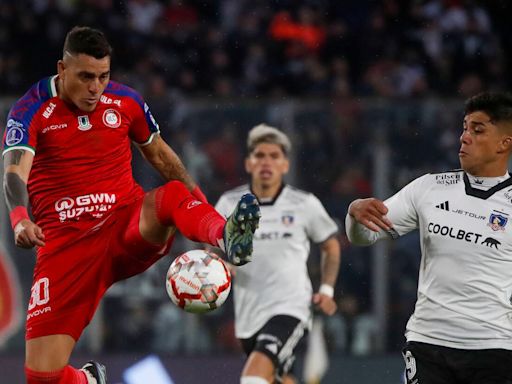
14;219;45;248
348;198;393;233
312;293;337;316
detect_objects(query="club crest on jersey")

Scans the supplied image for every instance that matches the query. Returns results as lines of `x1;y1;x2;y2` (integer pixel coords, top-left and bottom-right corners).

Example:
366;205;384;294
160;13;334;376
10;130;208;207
102;109;121;128
77;115;92;131
488;211;508;231
282;214;294;226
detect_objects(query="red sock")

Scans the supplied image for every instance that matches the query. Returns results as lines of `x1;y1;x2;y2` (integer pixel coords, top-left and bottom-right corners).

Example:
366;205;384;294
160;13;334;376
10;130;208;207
25;365;87;384
155;181;225;245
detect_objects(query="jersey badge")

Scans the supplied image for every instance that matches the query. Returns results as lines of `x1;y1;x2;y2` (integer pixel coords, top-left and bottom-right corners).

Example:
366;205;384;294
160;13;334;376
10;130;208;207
488;211;508;231
77;115;92;131
102;109;121;128
5;119;24;146
282;213;294;226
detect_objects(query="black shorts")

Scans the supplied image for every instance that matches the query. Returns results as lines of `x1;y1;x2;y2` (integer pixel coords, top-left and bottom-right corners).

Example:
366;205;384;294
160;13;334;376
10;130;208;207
402;341;512;384
239;315;309;383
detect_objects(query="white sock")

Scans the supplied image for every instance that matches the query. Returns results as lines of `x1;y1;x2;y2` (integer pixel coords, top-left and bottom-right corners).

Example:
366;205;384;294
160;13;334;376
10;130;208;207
241;376;269;384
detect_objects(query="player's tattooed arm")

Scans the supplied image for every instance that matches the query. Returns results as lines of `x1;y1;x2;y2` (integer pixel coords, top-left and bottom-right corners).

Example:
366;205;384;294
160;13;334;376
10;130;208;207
3;149;45;248
139;134;196;190
3;149;32;211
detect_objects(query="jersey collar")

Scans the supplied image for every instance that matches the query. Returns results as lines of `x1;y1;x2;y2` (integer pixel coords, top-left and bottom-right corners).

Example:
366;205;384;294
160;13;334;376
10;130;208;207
463;172;512;199
48;75;58;98
250;183;286;206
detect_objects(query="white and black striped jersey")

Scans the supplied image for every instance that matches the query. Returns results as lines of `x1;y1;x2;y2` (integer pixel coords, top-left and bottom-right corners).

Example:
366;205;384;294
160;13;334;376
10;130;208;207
346;170;512;350
216;184;338;339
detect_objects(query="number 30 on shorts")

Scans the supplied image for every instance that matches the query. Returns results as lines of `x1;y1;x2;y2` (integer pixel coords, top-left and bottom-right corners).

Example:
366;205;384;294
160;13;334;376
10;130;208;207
28;277;50;310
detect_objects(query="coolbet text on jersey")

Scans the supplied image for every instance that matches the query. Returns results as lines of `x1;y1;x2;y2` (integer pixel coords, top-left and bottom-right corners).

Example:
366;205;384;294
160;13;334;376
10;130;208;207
346;170;512;350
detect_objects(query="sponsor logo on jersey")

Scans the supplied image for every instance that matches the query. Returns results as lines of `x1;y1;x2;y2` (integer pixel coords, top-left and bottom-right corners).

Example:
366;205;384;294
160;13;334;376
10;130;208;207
102;108;121;128
255;231;293;240
435;201;450;211
428;222;502;249
77;115;92;131
482;237;500;249
100;95;121;106
434;201;486;221
428;222;483;244
42;123;67;134
282;213;294;226
488;211;508;231
5;123;24;146
42;102;57;119
451;208;486;221
54;193;116;222
435;174;460;185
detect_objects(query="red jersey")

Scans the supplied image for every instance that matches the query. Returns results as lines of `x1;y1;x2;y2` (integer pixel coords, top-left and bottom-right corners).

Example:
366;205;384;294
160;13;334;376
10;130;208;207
2;76;160;241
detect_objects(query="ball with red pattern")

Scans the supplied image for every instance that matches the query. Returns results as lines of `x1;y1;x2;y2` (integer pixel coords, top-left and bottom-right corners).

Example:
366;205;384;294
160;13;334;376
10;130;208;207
166;249;231;313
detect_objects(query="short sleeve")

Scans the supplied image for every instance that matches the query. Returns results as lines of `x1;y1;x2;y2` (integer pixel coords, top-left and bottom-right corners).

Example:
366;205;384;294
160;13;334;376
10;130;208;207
128;99;160;146
2;108;38;156
305;194;338;243
383;174;430;236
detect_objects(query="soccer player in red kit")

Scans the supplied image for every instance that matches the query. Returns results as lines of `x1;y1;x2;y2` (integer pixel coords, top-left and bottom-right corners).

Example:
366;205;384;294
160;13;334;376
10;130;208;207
2;26;260;384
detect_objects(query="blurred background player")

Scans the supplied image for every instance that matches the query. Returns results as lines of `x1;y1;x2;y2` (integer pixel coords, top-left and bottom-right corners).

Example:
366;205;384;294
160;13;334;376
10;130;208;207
215;124;341;384
2;26;260;384
346;92;512;384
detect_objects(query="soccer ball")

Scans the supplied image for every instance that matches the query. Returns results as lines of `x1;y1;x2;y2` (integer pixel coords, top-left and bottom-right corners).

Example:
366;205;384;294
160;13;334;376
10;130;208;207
166;249;231;313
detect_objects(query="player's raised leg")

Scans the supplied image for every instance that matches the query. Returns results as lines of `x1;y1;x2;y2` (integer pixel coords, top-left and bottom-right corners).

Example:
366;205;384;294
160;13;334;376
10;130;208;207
138;180;260;265
222;193;260;266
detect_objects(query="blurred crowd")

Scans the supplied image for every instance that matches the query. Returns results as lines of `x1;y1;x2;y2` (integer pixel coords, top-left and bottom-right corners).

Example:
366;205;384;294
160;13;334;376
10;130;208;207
0;0;510;99
1;0;510;358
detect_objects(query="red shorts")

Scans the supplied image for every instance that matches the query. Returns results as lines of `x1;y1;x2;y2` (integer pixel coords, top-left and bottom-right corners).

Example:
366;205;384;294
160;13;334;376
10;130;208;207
26;197;174;341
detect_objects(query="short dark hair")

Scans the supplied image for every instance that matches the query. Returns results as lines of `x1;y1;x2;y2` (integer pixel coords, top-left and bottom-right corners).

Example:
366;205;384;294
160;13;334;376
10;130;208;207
465;92;512;123
63;26;112;59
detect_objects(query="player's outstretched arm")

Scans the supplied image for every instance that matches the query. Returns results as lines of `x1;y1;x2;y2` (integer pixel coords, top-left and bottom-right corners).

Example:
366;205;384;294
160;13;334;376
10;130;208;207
138;134;207;202
3;149;45;248
312;236;340;316
348;198;392;232
344;197;395;246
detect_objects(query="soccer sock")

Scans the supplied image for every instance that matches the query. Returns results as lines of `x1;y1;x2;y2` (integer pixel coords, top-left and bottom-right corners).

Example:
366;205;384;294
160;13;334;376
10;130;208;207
240;376;270;384
25;365;87;384
155;181;225;245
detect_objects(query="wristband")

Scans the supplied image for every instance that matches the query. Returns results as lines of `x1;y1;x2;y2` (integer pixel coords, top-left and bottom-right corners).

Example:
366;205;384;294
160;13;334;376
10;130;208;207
9;206;29;230
191;185;208;204
319;284;334;298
